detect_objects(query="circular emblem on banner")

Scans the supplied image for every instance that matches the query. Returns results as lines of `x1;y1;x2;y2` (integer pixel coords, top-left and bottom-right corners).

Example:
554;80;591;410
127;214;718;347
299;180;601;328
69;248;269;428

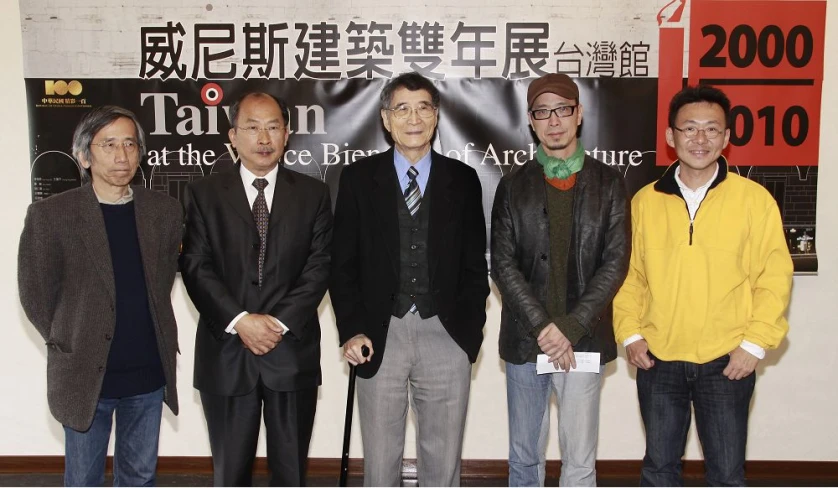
68;80;83;96
201;83;223;106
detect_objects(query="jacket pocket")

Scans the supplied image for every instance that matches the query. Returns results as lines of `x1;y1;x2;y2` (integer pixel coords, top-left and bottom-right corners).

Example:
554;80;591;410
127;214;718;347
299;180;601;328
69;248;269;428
45;340;71;354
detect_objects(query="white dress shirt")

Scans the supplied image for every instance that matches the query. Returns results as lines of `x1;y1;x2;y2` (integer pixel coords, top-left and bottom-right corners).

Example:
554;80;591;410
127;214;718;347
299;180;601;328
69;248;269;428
225;164;289;336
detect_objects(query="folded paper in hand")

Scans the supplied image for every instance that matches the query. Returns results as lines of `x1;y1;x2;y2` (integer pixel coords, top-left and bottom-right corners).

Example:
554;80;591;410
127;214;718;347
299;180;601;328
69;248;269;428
536;352;601;374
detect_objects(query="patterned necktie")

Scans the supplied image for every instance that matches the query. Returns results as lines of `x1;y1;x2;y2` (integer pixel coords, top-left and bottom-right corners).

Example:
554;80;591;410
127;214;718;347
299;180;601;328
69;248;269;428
404;166;421;217
405;167;420;314
252;178;269;288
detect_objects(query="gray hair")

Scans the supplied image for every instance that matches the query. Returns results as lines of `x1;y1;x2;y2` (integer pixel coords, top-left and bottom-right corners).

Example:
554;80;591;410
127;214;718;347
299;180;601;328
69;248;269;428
380;72;440;110
72;106;146;178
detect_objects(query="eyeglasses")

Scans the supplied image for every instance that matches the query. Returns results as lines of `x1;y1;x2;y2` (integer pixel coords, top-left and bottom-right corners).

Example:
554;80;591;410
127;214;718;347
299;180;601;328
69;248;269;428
529;105;577;120
236;125;286;137
385;103;437;120
91;140;139;154
672;126;725;140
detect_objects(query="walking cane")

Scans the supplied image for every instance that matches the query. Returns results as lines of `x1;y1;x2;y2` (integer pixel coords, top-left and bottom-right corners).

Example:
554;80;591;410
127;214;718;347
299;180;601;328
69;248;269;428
339;345;369;487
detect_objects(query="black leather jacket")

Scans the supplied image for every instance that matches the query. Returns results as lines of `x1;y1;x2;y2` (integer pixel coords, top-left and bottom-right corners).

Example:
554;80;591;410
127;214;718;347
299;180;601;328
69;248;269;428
490;156;630;364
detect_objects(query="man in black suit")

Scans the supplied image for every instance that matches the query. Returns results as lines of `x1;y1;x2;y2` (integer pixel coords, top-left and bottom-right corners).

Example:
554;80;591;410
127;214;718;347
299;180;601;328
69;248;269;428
330;72;489;486
180;92;332;486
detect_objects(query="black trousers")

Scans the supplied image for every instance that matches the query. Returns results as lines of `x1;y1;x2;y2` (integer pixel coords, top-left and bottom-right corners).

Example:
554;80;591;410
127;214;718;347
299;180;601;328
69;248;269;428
200;380;318;487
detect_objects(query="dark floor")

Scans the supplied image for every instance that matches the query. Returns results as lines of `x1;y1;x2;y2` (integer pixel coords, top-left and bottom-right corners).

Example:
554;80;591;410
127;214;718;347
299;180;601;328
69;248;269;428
1;473;835;486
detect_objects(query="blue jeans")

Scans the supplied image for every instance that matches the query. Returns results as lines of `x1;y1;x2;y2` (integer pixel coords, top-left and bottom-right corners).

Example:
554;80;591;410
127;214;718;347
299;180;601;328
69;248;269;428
506;362;603;487
637;354;755;487
64;387;164;487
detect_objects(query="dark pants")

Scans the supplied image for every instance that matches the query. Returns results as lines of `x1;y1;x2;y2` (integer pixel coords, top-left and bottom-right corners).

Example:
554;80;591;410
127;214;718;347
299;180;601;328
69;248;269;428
637;354;755;487
200;380;317;487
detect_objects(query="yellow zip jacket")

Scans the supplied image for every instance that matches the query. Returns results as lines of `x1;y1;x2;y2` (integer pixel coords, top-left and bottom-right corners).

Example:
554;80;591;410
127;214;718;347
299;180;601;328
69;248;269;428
613;159;793;363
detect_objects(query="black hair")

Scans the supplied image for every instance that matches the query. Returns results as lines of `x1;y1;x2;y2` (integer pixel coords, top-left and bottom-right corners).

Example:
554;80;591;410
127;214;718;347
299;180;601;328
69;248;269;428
668;85;731;128
229;91;290;128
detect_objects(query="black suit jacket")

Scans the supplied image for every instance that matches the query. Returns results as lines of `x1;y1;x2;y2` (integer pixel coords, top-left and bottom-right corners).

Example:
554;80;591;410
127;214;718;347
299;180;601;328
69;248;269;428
330;148;489;378
181;164;332;395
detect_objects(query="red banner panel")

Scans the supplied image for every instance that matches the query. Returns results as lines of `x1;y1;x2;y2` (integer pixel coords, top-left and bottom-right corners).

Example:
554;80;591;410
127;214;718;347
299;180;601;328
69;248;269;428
687;0;826;166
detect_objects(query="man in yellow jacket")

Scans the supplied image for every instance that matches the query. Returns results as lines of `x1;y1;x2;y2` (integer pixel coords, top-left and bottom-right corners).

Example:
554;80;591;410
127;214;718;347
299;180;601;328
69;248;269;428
613;85;793;487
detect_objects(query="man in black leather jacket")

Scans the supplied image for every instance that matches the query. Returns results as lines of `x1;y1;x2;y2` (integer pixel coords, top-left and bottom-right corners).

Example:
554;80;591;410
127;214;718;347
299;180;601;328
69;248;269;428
490;73;630;487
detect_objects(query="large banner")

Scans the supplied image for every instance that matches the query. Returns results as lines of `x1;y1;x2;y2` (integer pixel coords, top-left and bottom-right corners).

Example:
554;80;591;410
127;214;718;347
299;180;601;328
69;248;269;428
21;0;824;272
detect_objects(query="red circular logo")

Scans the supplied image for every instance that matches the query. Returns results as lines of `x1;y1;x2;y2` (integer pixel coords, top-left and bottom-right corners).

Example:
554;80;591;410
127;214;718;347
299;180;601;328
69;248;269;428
201;83;223;106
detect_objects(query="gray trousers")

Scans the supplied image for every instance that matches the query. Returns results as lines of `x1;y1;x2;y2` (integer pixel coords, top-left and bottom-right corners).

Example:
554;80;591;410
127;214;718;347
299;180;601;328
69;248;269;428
357;313;472;487
506;362;604;487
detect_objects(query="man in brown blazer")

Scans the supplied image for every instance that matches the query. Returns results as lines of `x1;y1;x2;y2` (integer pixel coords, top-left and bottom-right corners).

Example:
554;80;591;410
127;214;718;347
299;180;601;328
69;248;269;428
18;106;182;487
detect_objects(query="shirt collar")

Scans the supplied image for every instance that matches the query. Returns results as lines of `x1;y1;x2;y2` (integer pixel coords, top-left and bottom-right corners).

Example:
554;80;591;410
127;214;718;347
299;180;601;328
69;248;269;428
240;163;279;189
674;162;719;194
393;148;432;179
94;185;134;205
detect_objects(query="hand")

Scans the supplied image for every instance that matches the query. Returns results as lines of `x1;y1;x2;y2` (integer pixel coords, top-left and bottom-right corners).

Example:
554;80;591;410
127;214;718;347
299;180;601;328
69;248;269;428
723;347;759;380
343;334;374;366
626;339;655;370
553;346;577;372
537;323;572;361
235;314;284;355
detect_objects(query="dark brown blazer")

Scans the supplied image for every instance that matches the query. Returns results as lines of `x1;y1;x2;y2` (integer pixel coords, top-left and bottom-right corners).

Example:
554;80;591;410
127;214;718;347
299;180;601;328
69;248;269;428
18;184;183;431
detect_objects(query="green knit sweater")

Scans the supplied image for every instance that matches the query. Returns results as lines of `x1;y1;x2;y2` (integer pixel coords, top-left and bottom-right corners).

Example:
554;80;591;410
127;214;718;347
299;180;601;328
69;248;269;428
528;181;587;361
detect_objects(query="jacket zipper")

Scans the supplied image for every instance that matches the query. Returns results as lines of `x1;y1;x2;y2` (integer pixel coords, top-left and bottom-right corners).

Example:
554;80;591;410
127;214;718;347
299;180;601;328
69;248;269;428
689;220;694;245
684;197;706;246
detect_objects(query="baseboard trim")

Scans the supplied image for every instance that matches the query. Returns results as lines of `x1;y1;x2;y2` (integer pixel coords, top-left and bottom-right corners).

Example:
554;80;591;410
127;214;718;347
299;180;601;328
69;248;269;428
2;456;836;482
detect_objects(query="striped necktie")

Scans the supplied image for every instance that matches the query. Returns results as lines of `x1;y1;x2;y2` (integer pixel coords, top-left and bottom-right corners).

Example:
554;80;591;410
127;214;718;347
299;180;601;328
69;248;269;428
405;166;420;314
404;166;421;217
